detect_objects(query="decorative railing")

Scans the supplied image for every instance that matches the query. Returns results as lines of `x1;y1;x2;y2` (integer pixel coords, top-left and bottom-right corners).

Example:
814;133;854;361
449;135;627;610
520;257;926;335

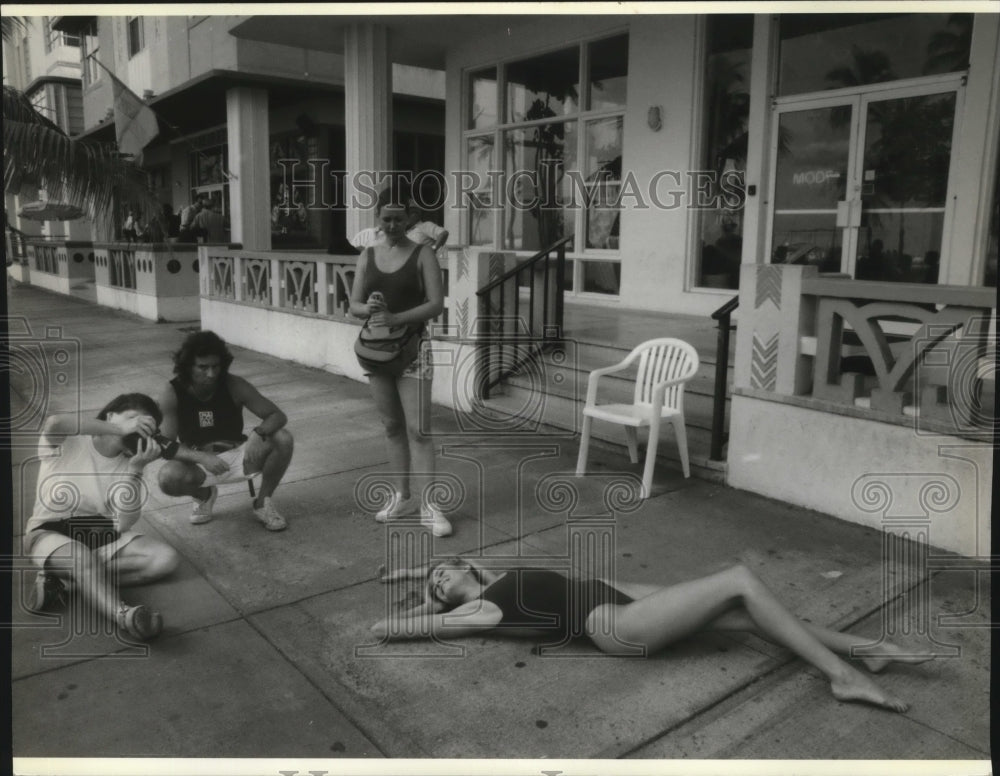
474;236;572;399
802;278;995;427
202;247;448;327
31;244;60;274
735;265;996;438
108;247;137;290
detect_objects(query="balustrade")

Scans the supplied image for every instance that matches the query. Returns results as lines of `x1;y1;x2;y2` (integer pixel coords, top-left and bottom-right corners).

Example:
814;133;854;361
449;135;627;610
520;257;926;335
735;265;995;437
201;247;449;327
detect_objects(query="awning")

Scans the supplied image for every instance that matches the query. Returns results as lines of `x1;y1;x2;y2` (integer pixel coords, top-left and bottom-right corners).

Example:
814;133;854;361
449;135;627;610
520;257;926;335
18;201;85;222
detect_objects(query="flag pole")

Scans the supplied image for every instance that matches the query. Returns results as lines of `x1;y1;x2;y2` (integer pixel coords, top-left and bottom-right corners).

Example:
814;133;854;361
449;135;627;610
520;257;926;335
86;53;237;182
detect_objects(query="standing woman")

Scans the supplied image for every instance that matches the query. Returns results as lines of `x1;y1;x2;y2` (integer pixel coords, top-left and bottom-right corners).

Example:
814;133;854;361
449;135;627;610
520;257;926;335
23;394;179;640
349;186;451;536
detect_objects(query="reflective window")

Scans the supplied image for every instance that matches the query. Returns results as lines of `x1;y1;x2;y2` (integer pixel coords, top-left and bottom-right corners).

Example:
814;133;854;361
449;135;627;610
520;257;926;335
506;47;579;122
468;69;497;130
779;14;973;96
503;122;577;251
696;16;752;288
466;136;495;246
583;116;623;250
587;34;629;111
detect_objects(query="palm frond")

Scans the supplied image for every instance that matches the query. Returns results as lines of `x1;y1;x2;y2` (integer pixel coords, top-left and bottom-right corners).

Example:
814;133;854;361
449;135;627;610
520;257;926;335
3;87;161;226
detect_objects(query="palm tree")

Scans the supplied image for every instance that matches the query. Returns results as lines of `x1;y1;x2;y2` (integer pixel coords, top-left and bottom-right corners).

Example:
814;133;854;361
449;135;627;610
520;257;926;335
3;16;156;233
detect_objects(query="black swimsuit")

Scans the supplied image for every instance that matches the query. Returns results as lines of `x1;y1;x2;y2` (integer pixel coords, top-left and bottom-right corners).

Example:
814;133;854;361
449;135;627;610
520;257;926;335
480;569;633;641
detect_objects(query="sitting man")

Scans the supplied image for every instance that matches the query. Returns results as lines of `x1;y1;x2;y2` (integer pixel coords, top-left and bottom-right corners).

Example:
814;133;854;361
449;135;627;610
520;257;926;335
157;331;294;531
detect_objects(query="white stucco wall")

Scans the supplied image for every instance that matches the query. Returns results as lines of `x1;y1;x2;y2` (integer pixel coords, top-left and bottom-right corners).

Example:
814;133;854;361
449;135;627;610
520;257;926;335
727;393;992;558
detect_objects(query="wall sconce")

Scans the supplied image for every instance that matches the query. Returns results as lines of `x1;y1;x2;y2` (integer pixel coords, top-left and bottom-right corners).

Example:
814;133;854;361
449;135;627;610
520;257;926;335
647;106;663;132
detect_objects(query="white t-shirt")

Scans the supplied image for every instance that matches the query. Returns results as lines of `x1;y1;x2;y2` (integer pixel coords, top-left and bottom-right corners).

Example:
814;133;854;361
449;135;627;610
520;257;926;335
26;434;136;533
406;221;446;246
350;222;445;250
349;227;385;250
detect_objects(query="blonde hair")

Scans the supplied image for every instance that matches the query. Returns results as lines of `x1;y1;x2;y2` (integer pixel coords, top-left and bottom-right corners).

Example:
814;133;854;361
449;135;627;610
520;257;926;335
424;557;483;608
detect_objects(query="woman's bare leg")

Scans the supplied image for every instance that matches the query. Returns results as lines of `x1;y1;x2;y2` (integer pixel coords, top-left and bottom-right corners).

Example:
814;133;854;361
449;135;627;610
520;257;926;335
368;373;411;498
707;609;934;673
590;564;908;712
396;376;434;500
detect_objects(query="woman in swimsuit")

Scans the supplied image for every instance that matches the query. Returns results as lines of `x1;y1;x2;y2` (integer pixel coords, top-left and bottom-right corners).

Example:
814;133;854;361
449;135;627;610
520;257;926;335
373;558;933;713
349;184;450;537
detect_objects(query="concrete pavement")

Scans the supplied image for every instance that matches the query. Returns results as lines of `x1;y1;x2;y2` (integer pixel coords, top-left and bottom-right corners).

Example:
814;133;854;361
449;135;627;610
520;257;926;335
5;281;991;763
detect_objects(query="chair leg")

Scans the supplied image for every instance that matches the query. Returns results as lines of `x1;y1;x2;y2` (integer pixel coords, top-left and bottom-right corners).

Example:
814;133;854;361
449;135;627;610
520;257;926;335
670;416;690;478
623;426;639;464
576;415;593;477
641;417;661;499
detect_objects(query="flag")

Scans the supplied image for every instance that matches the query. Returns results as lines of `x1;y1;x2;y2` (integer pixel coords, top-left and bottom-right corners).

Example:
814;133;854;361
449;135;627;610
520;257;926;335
108;71;159;160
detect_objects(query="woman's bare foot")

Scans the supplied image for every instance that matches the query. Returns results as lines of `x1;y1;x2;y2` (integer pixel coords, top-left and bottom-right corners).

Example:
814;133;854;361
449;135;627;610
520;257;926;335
857;643;936;674
829;666;908;712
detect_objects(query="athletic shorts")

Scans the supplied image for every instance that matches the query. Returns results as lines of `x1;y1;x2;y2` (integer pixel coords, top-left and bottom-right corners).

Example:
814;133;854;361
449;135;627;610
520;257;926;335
197;442;260;487
25;515;141;568
399;340;434;381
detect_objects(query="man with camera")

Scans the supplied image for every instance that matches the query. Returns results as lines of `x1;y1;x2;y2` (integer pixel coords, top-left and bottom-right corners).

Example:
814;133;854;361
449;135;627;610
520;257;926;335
157;331;294;531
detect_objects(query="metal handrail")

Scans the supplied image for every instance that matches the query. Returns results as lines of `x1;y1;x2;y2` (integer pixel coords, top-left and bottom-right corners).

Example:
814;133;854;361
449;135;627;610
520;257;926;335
710;294;739;461
474;235;572;399
476;235;573;296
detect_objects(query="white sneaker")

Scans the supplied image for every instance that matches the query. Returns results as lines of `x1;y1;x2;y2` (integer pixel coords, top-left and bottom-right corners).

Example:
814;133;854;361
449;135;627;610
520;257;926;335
420;502;453;537
191;486;218;524
375;492;414;523
253;497;288;531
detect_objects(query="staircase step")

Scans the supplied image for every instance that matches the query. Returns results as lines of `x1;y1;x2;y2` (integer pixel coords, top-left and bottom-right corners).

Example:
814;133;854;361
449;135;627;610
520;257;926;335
483;383;727;483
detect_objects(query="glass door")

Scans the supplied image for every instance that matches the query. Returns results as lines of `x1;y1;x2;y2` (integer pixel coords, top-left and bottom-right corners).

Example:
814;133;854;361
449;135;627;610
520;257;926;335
853;86;961;283
768;78;963;283
768;96;859;274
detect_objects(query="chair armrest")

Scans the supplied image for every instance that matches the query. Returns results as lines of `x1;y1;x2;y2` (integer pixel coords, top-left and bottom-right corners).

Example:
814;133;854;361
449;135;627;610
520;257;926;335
584;358;634;406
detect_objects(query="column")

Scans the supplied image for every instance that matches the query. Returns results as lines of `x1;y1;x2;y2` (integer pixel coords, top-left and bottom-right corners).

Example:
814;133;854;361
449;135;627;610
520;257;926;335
226;86;270;251
344;23;392;239
740;15;779;266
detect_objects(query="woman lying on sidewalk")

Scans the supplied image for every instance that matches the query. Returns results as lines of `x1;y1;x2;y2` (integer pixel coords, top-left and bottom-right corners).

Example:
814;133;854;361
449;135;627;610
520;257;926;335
374;558;933;713
23;394;179;641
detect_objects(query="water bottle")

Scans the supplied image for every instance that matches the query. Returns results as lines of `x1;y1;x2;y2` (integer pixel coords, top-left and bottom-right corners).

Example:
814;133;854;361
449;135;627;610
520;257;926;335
367;292;390;337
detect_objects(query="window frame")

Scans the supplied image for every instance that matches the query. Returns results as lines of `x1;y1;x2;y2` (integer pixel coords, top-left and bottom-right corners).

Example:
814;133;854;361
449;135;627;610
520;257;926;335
460;30;629;298
127;16;145;59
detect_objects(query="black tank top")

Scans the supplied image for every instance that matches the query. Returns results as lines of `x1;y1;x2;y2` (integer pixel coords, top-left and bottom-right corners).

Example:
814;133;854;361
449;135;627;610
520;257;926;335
170;376;245;447
361;245;426;328
480;569;633;640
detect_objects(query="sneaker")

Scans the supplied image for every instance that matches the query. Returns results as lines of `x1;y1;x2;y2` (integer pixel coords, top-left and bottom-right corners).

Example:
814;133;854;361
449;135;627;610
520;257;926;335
26;571;68;613
252;497;288;531
420;502;453;537
190;486;218;524
116;602;163;641
375;492;414;523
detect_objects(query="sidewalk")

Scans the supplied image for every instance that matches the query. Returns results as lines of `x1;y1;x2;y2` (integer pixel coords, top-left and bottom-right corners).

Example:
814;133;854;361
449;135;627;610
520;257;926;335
6;282;991;763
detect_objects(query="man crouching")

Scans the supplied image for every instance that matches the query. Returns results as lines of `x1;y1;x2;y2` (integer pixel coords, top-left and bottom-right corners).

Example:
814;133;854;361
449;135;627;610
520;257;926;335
157;331;294;531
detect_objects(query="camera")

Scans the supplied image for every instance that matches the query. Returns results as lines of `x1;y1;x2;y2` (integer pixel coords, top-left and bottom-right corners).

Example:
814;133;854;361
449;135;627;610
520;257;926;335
2;318;82;439
122;431;180;459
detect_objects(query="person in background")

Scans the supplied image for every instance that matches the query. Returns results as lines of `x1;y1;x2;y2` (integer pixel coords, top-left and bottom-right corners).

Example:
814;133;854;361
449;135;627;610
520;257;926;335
193;200;226;243
178;197;204;242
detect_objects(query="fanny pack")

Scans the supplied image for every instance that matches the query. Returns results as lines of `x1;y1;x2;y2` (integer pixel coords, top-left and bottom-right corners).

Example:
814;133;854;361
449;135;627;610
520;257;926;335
354;321;421;377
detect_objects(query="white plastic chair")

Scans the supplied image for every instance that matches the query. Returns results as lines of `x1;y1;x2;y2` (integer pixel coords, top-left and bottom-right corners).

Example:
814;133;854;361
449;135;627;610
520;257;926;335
575;338;700;498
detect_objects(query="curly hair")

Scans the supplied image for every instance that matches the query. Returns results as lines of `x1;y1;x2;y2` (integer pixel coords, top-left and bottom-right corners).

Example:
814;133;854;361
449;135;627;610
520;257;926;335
96;393;163;426
172;330;234;384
